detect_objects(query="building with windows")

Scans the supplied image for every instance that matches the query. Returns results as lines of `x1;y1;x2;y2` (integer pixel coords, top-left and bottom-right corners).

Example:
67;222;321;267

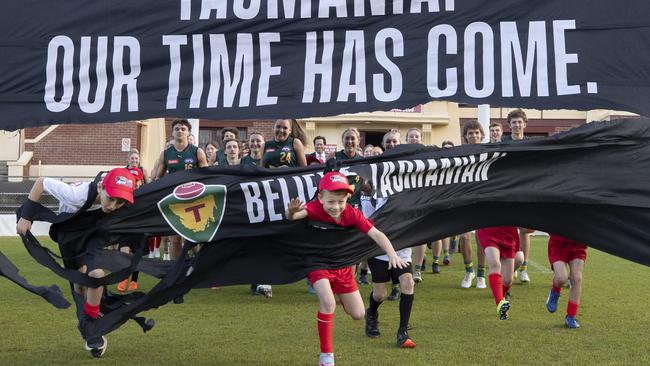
0;102;638;181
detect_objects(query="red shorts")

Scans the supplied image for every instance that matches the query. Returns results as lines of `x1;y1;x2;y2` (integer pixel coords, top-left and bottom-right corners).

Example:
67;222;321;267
308;266;358;294
548;234;588;269
477;226;520;259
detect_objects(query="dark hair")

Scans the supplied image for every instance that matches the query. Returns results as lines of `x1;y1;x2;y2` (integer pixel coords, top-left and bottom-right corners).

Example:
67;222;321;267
462;120;485;143
275;118;308;146
204;141;218;150
507;109;528;124
490;121;503;129
313;135;327;145
224;139;241;150
441;140;455;148
221;127;239;140
171;119;192;131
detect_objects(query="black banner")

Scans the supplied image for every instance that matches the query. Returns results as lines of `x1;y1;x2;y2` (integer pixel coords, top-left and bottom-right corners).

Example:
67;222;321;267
12;118;650;336
1;1;650;129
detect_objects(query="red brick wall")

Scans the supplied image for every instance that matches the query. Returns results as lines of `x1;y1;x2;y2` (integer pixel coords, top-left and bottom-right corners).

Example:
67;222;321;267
24;126;47;139
26;122;138;165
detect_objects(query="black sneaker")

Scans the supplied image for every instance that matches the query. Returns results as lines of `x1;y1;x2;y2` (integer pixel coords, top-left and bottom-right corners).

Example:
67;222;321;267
387;285;400;301
85;335;108;358
79;315;108;358
432;263;441;274
396;328;416;348
255;285;273;298
365;311;380;338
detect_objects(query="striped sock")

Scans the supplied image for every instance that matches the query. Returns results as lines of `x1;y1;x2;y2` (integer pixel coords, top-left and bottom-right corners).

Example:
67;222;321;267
464;261;474;273
520;261;528;271
477;266;486;278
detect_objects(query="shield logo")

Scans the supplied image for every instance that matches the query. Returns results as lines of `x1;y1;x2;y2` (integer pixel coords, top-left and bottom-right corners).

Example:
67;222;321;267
157;182;227;243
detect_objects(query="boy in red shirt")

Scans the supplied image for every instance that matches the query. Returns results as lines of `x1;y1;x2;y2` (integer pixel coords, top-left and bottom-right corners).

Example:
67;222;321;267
545;234;588;328
288;171;407;366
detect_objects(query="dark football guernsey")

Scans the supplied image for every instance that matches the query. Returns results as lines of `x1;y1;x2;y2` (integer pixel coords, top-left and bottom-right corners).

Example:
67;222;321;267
263;137;297;168
164;144;199;174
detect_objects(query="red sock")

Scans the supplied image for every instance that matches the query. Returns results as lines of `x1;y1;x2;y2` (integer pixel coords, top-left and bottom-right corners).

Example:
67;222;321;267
552;284;563;294
567;301;579;317
149;238;155;252
488;273;504;305
502;285;511;296
84;302;100;319
317;312;334;353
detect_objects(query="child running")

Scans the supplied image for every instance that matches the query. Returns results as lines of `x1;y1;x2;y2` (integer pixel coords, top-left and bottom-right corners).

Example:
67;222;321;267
287;171;407;366
477;226;520;320
545;234;588;328
16;168;137;358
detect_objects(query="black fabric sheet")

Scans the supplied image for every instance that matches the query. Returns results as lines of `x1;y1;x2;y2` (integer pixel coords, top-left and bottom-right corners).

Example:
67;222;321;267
1;1;650;128
7;118;650;338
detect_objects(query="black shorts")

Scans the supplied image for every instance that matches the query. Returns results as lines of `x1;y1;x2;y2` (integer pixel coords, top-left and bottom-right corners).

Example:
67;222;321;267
367;257;413;284
59;243;98;271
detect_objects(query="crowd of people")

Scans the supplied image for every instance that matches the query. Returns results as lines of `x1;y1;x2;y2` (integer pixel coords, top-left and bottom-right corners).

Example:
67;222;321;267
15;111;589;364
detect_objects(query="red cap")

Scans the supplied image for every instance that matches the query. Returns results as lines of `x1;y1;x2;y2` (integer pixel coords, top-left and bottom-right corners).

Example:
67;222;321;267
127;166;144;182
319;172;354;195
102;168;136;204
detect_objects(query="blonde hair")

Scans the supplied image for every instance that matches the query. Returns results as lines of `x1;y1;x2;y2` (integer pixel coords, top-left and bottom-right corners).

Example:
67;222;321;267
406;128;421;138
382;129;401;144
341;127;361;141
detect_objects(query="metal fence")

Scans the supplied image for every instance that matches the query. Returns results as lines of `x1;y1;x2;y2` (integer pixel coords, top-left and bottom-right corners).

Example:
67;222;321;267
0;176;97;214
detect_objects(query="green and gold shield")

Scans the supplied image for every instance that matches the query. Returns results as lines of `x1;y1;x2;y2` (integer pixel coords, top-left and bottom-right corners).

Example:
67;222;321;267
157;182;227;243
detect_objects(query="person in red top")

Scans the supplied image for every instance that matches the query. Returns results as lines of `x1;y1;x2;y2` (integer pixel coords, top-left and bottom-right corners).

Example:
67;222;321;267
126;166;144;189
545;234;588;328
476;226;521;320
287;171;407;366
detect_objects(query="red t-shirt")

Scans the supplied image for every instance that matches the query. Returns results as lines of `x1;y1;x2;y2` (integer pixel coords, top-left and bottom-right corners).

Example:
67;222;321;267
305;200;374;234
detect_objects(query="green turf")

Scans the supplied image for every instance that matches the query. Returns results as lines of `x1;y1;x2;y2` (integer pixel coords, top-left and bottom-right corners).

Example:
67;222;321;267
1;236;649;365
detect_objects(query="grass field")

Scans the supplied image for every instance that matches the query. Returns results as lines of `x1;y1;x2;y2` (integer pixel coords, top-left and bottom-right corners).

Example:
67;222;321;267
1;236;649;365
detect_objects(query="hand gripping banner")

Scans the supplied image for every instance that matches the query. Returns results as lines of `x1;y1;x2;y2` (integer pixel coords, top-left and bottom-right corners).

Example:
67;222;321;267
11;118;650;337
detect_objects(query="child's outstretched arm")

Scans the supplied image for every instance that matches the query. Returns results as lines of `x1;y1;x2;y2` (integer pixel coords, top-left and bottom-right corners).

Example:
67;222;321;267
287;198;308;221
16;177;46;235
367;227;408;269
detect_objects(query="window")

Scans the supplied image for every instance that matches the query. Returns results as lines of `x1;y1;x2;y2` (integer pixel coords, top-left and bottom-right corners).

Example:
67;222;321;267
198;128;248;146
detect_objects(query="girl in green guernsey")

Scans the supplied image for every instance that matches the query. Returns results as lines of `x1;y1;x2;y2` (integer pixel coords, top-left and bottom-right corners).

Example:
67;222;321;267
261;118;308;168
261;119;308;295
240;132;272;297
241;132;265;166
329;127;362;161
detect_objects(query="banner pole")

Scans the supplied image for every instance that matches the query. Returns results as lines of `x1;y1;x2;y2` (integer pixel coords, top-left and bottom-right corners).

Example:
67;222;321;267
478;104;490;143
